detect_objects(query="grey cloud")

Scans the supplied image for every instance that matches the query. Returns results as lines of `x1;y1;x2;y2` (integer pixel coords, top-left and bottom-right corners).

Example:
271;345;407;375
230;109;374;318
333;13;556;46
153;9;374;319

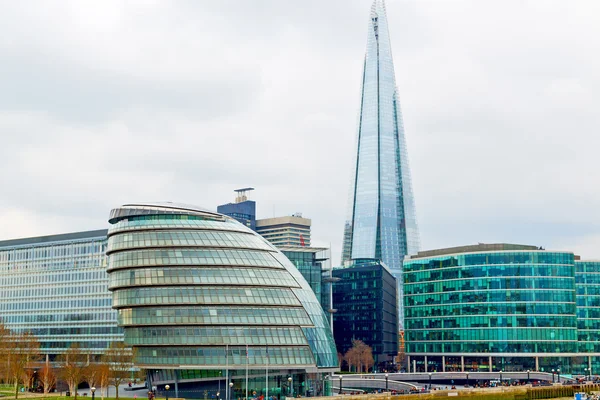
0;0;600;265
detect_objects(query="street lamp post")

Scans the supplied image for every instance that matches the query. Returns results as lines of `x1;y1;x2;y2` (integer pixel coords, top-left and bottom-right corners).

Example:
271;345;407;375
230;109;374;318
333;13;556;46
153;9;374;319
165;385;170;400
91;387;96;400
585;368;589;382
466;373;469;387
229;382;234;400
385;373;389;391
557;369;561;384
288;377;292;398
552;369;555;383
500;371;503;386
428;373;432;390
338;376;342;395
527;370;530;385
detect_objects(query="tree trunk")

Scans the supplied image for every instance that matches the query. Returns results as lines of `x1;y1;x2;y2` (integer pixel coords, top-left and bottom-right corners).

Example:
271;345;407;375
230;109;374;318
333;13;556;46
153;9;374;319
14;377;20;400
115;384;119;400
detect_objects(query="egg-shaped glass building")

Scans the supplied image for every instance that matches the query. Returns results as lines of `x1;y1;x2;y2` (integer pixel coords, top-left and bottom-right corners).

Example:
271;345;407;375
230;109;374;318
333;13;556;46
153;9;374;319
106;203;338;398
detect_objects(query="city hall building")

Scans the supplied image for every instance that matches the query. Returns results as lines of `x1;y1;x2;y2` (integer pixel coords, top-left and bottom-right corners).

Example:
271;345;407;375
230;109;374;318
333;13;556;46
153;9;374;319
106;203;338;397
403;243;600;375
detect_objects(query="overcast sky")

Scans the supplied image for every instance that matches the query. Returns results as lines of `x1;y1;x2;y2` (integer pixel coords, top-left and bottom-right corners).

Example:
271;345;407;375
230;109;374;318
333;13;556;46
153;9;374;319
1;0;599;264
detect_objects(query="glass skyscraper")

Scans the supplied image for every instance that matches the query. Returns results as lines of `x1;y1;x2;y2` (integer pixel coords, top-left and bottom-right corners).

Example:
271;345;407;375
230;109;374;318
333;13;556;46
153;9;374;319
341;0;420;325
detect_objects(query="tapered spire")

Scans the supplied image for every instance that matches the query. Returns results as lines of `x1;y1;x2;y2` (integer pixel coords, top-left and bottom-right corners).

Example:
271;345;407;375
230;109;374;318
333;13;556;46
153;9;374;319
341;0;420;327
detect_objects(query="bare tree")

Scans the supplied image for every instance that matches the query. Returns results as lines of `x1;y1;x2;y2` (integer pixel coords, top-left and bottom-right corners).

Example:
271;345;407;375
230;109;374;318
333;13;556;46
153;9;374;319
103;342;134;400
0;321;10;383
97;363;111;400
344;340;374;373
5;331;41;399
39;363;57;395
57;344;88;400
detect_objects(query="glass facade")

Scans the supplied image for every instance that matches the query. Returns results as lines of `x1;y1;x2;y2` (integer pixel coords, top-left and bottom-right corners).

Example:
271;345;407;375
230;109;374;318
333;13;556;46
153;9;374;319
0;230;122;358
403;245;600;374
332;259;398;364
576;261;600;374
106;202;337;396
341;0;420;327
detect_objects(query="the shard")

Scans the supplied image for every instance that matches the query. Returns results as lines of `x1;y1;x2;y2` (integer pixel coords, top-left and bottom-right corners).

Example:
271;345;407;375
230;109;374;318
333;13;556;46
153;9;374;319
341;0;420;326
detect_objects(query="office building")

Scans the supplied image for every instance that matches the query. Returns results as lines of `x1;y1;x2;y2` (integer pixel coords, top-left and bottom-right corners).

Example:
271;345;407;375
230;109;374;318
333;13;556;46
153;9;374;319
106;202;338;397
403;243;586;374
332;259;398;366
0;230;122;359
217;188;256;230
576;260;600;373
340;0;420;327
280;247;336;326
256;214;311;248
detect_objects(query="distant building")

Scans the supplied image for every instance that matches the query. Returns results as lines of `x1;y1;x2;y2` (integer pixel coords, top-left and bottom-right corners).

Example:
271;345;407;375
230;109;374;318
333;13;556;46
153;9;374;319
0;230;122;360
256;214;311;248
217;188;256;230
332;259;399;365
280;247;335;326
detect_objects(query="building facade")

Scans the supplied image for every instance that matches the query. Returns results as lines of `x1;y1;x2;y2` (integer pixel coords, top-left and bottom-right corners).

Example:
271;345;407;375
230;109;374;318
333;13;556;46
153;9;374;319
217;188;256;230
106;203;337;398
0;230;122;359
332;259;398;365
403;244;592;374
256;215;311;248
340;0;420;327
576;260;600;374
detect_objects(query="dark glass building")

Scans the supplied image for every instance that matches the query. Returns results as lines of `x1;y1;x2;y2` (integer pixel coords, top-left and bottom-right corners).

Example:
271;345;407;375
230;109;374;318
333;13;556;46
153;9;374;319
217;188;256;231
404;244;580;374
340;0;420;328
106;202;338;398
332;259;398;365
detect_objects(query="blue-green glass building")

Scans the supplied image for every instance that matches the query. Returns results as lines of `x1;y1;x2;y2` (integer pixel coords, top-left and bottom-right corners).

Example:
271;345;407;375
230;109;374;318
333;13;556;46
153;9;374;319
106;203;338;398
576;260;600;375
404;244;585;374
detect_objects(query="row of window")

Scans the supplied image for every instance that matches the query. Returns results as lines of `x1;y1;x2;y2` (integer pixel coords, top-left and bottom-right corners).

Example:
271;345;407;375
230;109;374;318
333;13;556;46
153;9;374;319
406;291;575;307
118;306;311;326
2;284;109;300
0;298;112;311
14;326;124;336
407;327;577;342
405;266;574;283
135;346;315;367
406;277;575;294
0;270;107;287
404;252;575;271
112;287;301;307
2;311;117;324
408;315;577;329
124;327;307;346
108;218;249;236
0;256;106;273
406;303;577;318
108;230;271;253
0;239;105;263
575;262;600;274
108;249;282;270
407;341;578;353
108;267;299;290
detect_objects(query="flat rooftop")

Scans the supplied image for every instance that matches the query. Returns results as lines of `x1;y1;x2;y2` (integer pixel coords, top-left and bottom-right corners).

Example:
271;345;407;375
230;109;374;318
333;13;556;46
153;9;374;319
409;243;541;259
0;229;108;248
